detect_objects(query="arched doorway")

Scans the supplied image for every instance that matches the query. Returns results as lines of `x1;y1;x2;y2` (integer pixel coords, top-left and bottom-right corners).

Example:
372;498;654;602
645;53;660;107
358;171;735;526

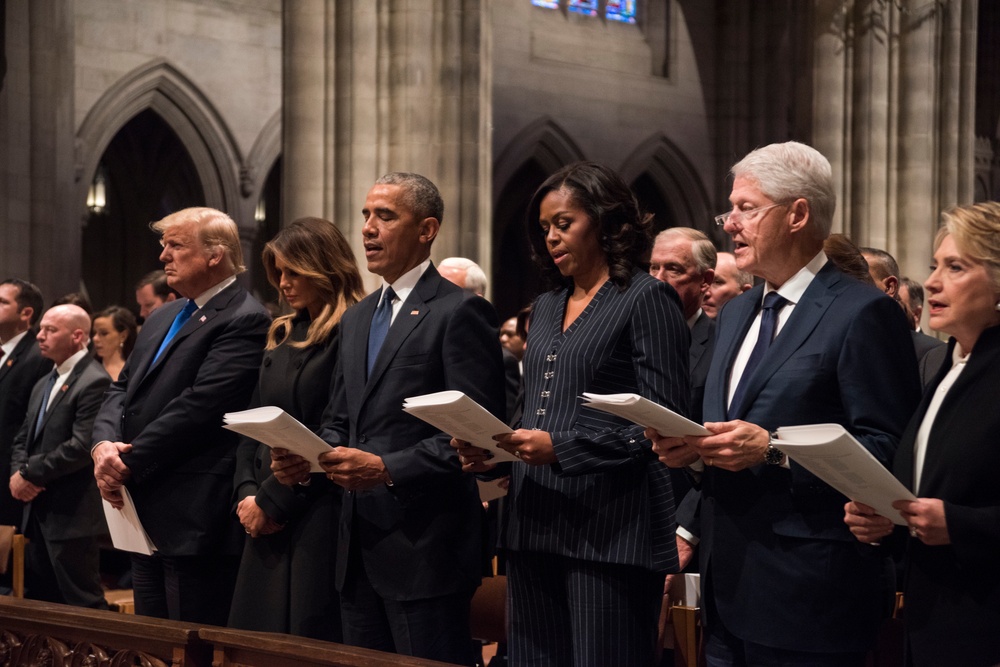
492;160;549;320
249;157;283;309
82;109;204;311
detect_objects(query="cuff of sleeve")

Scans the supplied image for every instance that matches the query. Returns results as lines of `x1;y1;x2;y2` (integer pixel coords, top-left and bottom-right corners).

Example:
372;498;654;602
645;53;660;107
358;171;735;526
676;525;700;547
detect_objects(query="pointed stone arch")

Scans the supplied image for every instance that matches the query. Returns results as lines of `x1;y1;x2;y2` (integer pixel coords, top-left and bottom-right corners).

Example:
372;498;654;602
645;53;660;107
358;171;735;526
492;117;586;207
618;134;719;243
75;58;244;219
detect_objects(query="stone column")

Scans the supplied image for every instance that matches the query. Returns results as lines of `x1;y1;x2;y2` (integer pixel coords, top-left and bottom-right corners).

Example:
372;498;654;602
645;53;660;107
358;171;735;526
29;0;77;300
282;0;492;291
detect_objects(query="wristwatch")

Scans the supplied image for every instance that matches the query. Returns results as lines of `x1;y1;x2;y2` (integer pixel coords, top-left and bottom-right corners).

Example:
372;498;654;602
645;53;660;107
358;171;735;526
764;432;786;466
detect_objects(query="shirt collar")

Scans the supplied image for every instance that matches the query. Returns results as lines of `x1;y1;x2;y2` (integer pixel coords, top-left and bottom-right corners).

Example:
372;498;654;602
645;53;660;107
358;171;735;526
1;330;28;356
382;258;432;305
686;308;704;329
764;250;828;306
191;275;237;309
55;348;89;377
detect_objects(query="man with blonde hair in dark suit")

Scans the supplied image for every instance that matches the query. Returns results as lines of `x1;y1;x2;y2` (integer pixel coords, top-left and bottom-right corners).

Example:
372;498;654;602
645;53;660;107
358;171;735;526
92;207;270;625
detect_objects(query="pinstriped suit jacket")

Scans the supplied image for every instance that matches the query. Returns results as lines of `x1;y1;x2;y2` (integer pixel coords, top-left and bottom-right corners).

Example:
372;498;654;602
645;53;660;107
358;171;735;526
502;270;689;573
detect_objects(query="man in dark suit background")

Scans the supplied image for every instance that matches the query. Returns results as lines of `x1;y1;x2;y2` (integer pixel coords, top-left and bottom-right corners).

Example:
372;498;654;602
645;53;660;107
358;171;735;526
273;173;505;664
92;207;270;624
10;304;109;608
0;279;50;529
651;142;921;665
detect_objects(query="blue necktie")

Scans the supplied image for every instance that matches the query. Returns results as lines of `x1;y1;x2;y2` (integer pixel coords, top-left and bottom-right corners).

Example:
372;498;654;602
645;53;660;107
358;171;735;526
153;299;198;363
367;287;396;377
34;369;59;434
729;291;789;417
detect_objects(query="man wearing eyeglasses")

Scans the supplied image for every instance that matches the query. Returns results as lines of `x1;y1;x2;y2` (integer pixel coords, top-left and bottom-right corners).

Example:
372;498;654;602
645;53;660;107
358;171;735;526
649;142;920;665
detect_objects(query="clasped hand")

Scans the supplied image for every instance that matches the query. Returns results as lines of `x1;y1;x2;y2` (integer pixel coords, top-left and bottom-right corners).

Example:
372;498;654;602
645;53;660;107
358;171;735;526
92;441;133;509
646;420;769;472
845;499;950;546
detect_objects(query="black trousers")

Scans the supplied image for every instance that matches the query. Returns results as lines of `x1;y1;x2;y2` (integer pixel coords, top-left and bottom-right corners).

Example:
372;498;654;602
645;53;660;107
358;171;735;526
130;552;238;625
24;517;107;610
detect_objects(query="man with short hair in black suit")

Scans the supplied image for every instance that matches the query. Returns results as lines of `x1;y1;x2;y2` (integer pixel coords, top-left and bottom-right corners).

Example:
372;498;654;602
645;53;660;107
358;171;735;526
10;304;110;608
0;279;50;529
272;173;505;664
92;207;270;625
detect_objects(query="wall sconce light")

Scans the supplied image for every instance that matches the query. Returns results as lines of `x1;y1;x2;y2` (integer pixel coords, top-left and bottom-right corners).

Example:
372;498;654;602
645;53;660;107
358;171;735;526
87;164;108;215
254;196;266;223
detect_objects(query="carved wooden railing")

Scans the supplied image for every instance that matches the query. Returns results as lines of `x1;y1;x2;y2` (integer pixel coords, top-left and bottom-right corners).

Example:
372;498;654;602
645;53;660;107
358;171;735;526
0;597;452;667
0;596;208;666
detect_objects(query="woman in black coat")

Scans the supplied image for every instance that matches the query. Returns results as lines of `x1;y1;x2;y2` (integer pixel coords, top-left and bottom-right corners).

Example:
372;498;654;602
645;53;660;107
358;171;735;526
228;217;364;640
845;202;1000;666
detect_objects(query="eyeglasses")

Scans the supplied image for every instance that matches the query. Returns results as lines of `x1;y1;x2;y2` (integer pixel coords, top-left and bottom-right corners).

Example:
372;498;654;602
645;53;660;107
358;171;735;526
714;202;787;228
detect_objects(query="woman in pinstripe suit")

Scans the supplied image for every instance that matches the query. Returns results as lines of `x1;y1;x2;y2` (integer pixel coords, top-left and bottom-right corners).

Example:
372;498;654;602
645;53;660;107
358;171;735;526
456;162;690;666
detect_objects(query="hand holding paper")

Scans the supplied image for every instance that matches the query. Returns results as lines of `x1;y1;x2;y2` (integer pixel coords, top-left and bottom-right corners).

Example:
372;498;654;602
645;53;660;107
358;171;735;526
223;406;333;472
403;391;517;463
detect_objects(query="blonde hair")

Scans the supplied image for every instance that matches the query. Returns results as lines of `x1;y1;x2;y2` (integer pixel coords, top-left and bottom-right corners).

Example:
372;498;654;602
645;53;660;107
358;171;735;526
262;217;364;350
151;207;245;274
936;202;1000;293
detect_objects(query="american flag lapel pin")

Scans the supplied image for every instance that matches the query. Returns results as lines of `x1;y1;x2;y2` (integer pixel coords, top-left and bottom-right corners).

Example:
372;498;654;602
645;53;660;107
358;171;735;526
5;360;11;367
61;384;69;392
410;309;419;316
199;315;207;323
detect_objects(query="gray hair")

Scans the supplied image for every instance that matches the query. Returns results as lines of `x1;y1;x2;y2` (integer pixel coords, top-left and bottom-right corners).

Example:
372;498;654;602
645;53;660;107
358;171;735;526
151;207;245;274
439;257;488;295
731;142;835;239
653;227;718;273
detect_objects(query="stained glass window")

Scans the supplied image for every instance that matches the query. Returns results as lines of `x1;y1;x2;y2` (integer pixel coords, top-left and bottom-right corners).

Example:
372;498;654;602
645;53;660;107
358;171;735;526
606;0;637;24
531;0;638;23
567;0;599;17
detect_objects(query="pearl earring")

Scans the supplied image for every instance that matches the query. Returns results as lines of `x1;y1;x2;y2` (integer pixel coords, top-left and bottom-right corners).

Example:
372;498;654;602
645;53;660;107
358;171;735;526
995;301;1000;312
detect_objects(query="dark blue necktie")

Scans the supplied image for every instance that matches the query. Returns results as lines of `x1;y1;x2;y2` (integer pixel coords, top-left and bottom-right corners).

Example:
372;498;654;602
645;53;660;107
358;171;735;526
367;287;396;377
34;369;59;434
153;299;198;364
729;291;789;417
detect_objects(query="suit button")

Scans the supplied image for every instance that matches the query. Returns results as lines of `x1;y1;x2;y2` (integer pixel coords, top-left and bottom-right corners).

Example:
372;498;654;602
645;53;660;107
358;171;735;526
358;435;367;443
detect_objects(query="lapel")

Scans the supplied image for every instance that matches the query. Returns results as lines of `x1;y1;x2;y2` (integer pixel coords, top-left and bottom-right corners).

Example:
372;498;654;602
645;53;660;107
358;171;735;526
689;311;712;369
712;285;761;418
32;355;90;442
359;268;439;407
0;333;35;383
130;283;241;397
728;264;840;420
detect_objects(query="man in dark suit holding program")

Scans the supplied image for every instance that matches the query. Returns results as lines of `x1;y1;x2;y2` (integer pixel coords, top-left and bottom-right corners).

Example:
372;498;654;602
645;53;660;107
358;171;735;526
10;304;109;608
650;142;921;665
92;207;270;624
273;172;505;664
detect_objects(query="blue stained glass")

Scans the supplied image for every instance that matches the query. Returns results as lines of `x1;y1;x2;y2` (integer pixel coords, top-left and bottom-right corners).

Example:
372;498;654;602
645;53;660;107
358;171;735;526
606;0;637;23
531;0;560;8
567;0;598;17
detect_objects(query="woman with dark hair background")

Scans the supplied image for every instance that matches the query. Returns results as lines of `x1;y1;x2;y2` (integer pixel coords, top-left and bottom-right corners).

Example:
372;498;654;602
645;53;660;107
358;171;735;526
228;217;364;640
91;305;137;381
455;162;690;666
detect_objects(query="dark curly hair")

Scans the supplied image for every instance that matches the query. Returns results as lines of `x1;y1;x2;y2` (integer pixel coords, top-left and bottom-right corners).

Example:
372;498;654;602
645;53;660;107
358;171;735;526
525;161;652;291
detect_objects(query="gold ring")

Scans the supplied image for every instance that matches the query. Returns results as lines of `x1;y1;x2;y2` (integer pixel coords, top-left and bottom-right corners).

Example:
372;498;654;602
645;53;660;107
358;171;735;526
706;457;714;466
909;527;918;538
514;451;522;459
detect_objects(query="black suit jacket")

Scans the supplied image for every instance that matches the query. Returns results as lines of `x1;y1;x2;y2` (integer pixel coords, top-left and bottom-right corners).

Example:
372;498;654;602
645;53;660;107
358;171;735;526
892;326;1000;666
11;355;110;541
0;332;50;525
91;282;270;556
321;265;505;601
911;329;944;364
701;262;920;652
